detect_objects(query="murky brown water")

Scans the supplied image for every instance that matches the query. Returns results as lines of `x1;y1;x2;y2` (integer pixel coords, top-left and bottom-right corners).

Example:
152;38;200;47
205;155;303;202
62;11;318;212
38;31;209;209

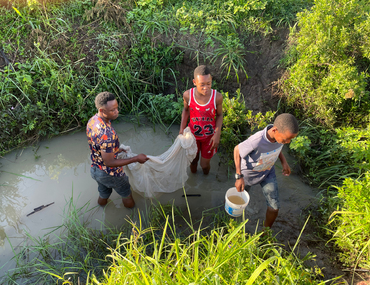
0;119;320;279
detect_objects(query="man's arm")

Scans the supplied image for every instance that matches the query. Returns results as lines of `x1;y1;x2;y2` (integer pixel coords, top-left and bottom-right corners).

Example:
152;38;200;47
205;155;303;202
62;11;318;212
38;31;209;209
234;145;245;192
179;90;190;135
210;92;223;150
101;152;148;167
278;151;291;176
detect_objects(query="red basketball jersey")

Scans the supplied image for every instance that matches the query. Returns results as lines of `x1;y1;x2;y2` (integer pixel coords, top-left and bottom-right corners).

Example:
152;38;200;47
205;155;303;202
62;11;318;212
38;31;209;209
188;88;217;140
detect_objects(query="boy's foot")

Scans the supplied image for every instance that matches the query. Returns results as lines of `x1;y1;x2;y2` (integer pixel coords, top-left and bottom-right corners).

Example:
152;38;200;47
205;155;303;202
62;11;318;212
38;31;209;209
122;194;135;208
190;163;197;173
98;197;108;206
202;166;210;175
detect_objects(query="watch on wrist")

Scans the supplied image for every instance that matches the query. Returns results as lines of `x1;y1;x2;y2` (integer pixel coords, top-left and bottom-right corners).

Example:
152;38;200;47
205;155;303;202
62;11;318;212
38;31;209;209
235;173;244;180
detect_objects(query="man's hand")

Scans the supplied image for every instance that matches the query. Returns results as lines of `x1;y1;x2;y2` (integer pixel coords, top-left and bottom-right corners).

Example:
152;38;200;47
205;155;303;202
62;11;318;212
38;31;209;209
235;178;245;192
282;161;291;176
136;154;149;164
117;148;126;153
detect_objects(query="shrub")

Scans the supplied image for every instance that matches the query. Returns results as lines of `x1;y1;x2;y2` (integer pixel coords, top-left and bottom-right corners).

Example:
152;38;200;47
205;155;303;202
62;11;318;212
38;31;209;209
289;121;369;187
280;0;370;127
220;89;275;164
329;172;370;269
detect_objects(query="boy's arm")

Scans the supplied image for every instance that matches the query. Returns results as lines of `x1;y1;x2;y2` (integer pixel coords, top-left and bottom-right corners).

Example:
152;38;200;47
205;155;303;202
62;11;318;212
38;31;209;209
278;151;291;176
210;92;223;150
234;145;245;192
179;90;190;135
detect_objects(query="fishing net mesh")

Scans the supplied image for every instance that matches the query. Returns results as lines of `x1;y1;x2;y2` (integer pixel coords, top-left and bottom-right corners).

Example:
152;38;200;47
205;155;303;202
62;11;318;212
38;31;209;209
117;127;197;198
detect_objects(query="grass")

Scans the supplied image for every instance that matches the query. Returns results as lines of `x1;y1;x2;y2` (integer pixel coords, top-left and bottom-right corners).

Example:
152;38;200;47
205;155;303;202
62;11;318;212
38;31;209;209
2;194;119;284
0;0;313;156
1;186;337;284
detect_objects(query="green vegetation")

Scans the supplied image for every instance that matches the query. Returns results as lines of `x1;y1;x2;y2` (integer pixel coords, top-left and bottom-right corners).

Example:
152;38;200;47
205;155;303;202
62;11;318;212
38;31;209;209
329;173;370;269
220;89;275;164
280;0;370;127
0;0;313;155
4;196;330;284
1;0;370;281
278;0;370;271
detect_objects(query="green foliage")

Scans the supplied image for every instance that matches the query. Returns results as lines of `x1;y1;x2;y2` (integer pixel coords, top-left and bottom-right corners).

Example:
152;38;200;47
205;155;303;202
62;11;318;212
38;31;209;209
289;120;370;187
280;0;370;127
0;55;94;154
175;0;312;36
89;218;324;284
210;34;249;82
220;89;275;164
329;172;370;269
289;135;311;159
139;93;183;127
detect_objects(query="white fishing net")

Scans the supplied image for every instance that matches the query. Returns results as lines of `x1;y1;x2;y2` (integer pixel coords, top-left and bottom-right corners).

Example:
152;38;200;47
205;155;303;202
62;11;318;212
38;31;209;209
117;127;197;198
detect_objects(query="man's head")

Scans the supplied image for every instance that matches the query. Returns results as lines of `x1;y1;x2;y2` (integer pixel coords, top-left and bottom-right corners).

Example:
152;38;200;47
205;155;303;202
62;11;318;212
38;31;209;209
271;113;299;144
193;65;212;96
95;92;119;121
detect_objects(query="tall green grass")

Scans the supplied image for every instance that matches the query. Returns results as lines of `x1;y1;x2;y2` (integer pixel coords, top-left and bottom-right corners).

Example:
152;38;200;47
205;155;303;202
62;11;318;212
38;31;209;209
2;193;332;284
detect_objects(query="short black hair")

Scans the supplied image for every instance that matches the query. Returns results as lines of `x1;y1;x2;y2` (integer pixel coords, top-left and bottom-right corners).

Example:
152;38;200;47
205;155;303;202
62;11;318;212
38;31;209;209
95;92;116;109
194;65;211;78
274;113;299;134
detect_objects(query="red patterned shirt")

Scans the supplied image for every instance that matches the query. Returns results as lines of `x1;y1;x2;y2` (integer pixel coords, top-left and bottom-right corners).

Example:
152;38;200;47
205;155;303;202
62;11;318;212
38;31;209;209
188;88;217;140
86;114;124;176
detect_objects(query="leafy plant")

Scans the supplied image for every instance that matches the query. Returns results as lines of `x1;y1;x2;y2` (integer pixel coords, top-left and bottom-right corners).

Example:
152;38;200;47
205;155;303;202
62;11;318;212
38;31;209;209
279;0;370;127
329;172;370;269
220;89;275;164
89;217;326;284
289;120;369;188
138;93;183;131
210;34;249;83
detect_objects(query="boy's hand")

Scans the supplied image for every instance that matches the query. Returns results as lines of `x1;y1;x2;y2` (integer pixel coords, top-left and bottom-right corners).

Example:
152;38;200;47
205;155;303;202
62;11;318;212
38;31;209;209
235;178;245;192
282;161;291;176
210;133;220;150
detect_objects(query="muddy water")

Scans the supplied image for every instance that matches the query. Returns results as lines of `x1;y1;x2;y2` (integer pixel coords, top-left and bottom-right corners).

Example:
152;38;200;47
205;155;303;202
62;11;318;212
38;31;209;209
0;119;320;279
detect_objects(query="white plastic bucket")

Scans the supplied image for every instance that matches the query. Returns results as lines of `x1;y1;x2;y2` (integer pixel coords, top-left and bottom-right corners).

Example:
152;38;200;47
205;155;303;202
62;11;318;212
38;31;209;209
225;187;250;217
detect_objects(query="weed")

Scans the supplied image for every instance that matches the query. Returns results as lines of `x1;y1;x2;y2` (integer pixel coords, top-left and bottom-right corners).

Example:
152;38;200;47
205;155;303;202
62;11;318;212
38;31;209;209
329;172;370;269
210;34;249;83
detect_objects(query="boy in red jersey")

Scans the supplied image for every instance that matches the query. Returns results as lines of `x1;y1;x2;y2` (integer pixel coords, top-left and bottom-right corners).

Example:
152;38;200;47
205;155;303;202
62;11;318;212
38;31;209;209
179;65;223;174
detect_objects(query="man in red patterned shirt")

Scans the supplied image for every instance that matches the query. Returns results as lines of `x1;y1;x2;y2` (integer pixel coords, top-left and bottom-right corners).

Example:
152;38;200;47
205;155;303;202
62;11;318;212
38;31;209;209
87;92;149;208
179;66;223;174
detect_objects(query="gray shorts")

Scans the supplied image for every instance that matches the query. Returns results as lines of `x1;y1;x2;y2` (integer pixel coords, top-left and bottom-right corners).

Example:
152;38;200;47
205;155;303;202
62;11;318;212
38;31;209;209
90;166;131;199
245;174;280;210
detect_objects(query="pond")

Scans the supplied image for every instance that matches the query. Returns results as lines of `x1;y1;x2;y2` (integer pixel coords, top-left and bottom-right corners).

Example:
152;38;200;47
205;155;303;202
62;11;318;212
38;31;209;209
0;118;320;280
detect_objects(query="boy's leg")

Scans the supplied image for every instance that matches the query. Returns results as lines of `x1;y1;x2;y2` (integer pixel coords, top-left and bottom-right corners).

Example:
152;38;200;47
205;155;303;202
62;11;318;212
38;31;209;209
200;157;211;175
265;207;279;228
199;137;217;175
90;166;113;206
190;150;200;173
260;174;280;228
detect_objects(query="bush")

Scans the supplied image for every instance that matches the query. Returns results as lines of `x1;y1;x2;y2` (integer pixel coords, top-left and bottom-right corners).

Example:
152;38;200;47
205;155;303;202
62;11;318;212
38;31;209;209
280;0;370;127
289;121;370;187
329;172;370;269
220;89;275;164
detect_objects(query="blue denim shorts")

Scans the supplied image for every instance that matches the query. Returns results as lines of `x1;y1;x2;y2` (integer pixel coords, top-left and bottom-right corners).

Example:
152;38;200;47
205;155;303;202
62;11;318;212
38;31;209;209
90;166;131;199
245;173;280;210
